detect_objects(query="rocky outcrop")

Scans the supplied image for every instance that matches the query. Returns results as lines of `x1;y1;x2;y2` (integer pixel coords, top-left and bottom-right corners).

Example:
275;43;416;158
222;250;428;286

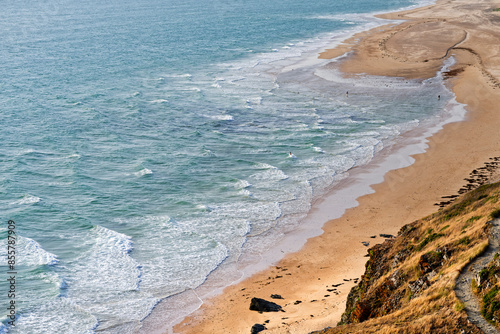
249;298;283;313
339;224;417;324
250;323;266;333
339;212;481;325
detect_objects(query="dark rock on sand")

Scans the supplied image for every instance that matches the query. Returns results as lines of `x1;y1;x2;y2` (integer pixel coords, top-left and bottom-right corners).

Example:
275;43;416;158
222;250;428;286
250;298;283;312
270;294;283;299
251;323;266;334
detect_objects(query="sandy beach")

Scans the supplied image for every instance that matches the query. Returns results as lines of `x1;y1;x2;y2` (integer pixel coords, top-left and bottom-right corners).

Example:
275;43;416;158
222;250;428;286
173;0;500;333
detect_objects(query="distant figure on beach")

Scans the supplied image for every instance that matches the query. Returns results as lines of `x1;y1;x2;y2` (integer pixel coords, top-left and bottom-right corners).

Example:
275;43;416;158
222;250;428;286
438;95;440;100
346;91;349;97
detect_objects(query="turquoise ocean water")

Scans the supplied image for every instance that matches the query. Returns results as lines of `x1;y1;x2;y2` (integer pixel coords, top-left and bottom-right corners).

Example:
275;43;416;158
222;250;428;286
0;0;459;333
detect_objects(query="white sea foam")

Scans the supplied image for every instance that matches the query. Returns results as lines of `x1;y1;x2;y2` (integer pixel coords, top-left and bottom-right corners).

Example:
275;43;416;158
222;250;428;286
58;225;156;331
11;299;99;334
11;194;41;205
202;148;215;156
150;99;169;103
207;114;234;121
161;73;193;79
315;66;422;89
255;162;277;170
311;12;375;23
238;189;252;197
313;146;324;153
94;225;134;254
250;167;288;181
135;168;153;177
120;215;231;300
246;97;262;105
16;148;35;155
235;179;252;189
17;236;59;266
69;225;140;293
0;233;59;268
195;204;213;212
210;201;282;226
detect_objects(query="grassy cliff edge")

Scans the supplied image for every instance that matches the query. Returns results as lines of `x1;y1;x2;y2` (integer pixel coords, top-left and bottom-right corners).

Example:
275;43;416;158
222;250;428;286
312;181;500;334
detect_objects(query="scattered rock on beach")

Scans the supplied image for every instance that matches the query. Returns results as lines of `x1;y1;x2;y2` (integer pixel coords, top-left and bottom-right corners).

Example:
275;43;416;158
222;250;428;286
250;298;283;313
270;294;283;299
379;234;395;239
362;241;370;247
251;323;266;334
450;157;500;199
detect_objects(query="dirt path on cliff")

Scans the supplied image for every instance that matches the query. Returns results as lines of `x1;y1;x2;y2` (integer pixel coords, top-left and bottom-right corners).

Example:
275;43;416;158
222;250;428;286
455;219;500;334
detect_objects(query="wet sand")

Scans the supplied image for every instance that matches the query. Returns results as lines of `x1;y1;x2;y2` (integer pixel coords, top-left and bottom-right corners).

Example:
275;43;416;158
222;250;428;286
173;0;500;332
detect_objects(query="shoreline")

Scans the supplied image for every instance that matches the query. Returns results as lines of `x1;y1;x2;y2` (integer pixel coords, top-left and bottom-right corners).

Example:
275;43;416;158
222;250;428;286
137;3;448;333
164;0;500;333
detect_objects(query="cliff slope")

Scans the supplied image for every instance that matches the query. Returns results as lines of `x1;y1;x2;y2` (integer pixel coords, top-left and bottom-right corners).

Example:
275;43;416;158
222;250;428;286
312;181;500;333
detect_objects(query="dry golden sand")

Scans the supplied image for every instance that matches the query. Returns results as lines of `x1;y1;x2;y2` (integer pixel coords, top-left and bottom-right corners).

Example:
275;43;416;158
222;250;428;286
173;0;500;333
